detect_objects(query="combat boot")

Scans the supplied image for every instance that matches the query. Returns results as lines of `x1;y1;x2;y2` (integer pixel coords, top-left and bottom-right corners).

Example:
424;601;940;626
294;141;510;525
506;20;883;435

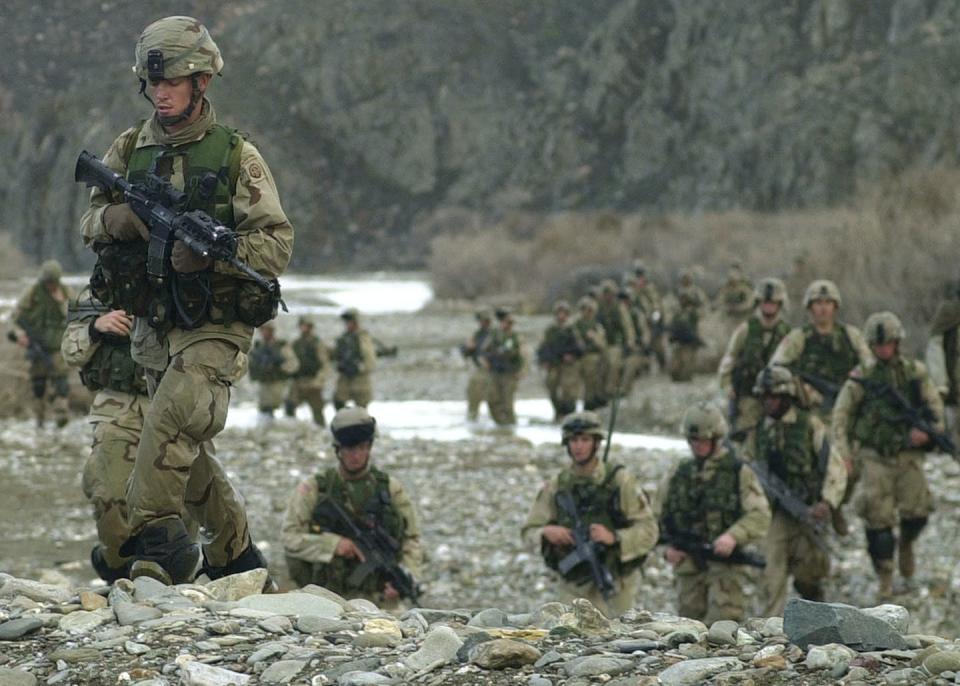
793;580;824;602
127;518;200;586
90;544;131;584
200;541;278;593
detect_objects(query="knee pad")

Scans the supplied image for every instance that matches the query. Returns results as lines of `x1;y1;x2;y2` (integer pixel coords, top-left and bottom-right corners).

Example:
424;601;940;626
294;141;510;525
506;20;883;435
865;527;896;561
900;517;928;543
31;377;46;398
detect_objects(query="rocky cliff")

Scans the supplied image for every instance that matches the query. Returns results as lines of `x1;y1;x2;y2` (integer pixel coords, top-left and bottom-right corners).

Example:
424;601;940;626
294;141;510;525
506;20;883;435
3;0;960;269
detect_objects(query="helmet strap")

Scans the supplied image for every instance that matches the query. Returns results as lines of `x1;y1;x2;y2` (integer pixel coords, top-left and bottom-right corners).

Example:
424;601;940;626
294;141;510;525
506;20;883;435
146;74;203;128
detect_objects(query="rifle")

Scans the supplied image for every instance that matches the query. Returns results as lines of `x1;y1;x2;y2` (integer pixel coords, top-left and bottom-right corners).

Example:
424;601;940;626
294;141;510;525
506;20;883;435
7;319;54;373
312;499;420;603
849;376;957;459
74;151;279;297
790;369;841;412
373;337;398;358
658;527;766;570
554;491;615;599
747;459;830;553
727;396;742;441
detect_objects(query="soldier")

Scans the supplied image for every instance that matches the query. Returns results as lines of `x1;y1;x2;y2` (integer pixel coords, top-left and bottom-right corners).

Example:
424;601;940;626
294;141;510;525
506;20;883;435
630;262;666;370
658;402;771;622
522;411;658;617
714;263;755;323
744;366;847;615
667;270;708;382
770;279;871;534
11;260;73;428
281;408;423;607
285;316;330;426
618;287;652;394
333;308;377;409
595;279;637;400
460;308;494;421
574;296;608;411
833;312;944;599
483;310;525;426
925;286;960;445
248;321;299;425
61;289;150;582
718;277;792;441
536;300;584;421
79;16;293;585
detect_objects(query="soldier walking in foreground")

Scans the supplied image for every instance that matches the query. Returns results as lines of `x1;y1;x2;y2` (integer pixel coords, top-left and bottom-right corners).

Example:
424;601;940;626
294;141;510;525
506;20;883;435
79;16;293;584
11;260;73;428
744;366;846;616
833;312;944;599
248;321;299;425
285;316;330;426
658;402;771;622
522;412;658;617
282;408;423;608
333;308;377;409
461;308;494;421
537;300;584;421
484;310;525;426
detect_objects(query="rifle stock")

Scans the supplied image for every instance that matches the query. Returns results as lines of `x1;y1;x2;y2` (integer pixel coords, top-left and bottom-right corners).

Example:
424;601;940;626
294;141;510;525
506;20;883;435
555;492;615;599
658;528;766;570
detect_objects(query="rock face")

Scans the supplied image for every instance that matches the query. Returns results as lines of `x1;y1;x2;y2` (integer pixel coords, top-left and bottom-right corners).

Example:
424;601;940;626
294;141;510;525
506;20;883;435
783;598;909;651
5;2;960;269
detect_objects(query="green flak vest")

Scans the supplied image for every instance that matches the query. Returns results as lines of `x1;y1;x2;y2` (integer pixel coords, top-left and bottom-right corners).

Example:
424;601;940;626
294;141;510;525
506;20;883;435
753;410;823;506
335;331;363;374
662;451;743;542
310;467;405;596
542;464;641;582
795;323;860;385
851;358;925;457
248;340;288;383
18;284;67;352
80;335;148;396
487;331;523;374
575;319;605;354
597;302;628;345
732;317;792;398
538;324;582;365
293;335;323;378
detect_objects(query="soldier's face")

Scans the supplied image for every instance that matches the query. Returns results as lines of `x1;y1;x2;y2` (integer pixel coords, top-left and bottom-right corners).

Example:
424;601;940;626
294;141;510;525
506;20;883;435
689;438;714;459
147;75;206;121
808;299;836;325
759;301;780;319
872;341;898;361
338;442;372;474
556;310;568;324
567;434;598;464
761;394;789;418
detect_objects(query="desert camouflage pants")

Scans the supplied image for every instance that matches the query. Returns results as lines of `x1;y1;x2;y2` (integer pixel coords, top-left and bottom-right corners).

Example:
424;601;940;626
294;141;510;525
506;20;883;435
856;450;933;529
545;361;581;420
126;340;250;567
668;344;698;382
579;352;606;410
29;352;69;426
488;371;519;425
286;379;325;425
466;367;490;420
334;372;372;409
603;346;625;398
258;380;287;413
674;559;752;623
557;568;641;619
730;396;763;442
763;510;830;616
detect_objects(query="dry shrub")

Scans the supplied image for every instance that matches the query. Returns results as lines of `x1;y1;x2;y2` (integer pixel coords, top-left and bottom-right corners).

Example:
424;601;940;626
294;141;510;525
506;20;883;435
429;227;533;300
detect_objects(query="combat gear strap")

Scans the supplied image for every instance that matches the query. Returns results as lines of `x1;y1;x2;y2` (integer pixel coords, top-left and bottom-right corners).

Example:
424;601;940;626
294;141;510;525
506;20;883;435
796;323;860;385
662;452;743;542
79;337;149;396
850;359;924;457
732;316;791;398
753;410;824;506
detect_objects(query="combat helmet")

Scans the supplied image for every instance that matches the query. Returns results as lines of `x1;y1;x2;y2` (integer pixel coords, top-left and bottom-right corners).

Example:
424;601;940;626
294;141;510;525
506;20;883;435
39;259;62;283
864;311;905;345
803;279;842;308
553;300;571;314
755;277;789;310
134;16;223;81
577;296;597;313
561;411;605;445
331;407;377;447
681;402;727;441
340;307;360;321
753;365;797;397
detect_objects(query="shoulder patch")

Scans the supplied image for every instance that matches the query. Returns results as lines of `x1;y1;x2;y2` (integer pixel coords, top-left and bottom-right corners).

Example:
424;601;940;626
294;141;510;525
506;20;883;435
246;161;264;180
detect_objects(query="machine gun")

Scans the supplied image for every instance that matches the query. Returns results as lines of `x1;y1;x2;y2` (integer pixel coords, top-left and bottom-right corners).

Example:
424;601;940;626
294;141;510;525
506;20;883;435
790;369;842;412
7;319;54;373
748;459;830;553
312;499;420;604
658;527;766;570
554;491;615;599
74;151;278;296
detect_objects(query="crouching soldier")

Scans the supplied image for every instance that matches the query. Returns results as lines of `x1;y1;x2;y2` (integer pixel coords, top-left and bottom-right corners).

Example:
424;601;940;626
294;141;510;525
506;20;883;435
282;408;423;608
522;411;658;617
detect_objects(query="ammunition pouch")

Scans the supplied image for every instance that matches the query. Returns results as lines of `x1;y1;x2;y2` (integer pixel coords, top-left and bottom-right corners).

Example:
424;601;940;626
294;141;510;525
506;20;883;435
90;241;151;316
148;270;280;330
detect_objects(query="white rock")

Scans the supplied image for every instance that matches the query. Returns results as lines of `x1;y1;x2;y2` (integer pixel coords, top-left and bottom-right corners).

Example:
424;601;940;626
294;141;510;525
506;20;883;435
659;657;741;686
204;569;269;602
805;643;857;670
861;604;910;634
180;661;251;686
58;609;112;634
0;578;72;604
236;592;343;618
404;626;463;672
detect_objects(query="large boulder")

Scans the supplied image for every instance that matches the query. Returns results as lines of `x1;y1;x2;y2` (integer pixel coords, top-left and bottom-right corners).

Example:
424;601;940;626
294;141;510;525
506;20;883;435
783;598;909;651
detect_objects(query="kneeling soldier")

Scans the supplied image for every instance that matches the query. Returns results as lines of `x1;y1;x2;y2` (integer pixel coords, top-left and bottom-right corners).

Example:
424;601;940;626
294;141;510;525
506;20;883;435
282;407;423;608
522;412;658;617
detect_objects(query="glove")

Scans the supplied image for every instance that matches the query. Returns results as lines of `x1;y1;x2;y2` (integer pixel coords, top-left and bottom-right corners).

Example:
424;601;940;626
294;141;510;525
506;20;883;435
171;240;213;273
102;203;150;241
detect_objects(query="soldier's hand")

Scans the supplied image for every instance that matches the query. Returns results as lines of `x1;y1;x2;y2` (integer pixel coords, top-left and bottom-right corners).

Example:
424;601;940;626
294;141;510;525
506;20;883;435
909;428;930;448
94;310;133;337
665;546;687;566
542;525;575;547
843;457;854;475
809;501;831;521
334;537;365;562
589;523;616;546
712;532;737;558
102;203;150;242
382;582;399;601
171;240;213;273
14;332;29;348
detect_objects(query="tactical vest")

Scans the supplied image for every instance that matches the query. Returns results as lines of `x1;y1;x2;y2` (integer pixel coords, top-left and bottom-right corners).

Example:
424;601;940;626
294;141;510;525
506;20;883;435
18;284;67;352
598;302;627;345
293;335;323;378
542;464;641;582
487;331;523;373
753;410;823;505
732;317;791;398
309;467;405;596
575;319;605;354
79;335;148;396
538;324;581;365
851;358;925;457
794;324;860;385
123;122;278;330
662;451;743;541
248;340;287;382
335;331;364;377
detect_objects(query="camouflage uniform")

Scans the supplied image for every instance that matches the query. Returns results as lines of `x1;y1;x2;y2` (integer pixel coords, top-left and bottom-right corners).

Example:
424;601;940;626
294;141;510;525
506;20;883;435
285;318;330;426
462;310;494;421
522;413;658;617
79;17;293;582
12;262;73;427
631;264;666;370
658;403;771;622
596;281;636;398
925;295;960;446
281;408;423;607
483;314;525;426
333;310;377;409
833;312;943;597
537;301;584;421
248;325;299;419
619;288;652;394
714;266;755;322
574;297;608;411
668;274;707;382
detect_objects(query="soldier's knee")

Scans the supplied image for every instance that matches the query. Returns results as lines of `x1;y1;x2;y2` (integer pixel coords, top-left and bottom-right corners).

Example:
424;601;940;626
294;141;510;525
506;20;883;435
866;527;896;561
31;377;46;398
900;517;927;543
